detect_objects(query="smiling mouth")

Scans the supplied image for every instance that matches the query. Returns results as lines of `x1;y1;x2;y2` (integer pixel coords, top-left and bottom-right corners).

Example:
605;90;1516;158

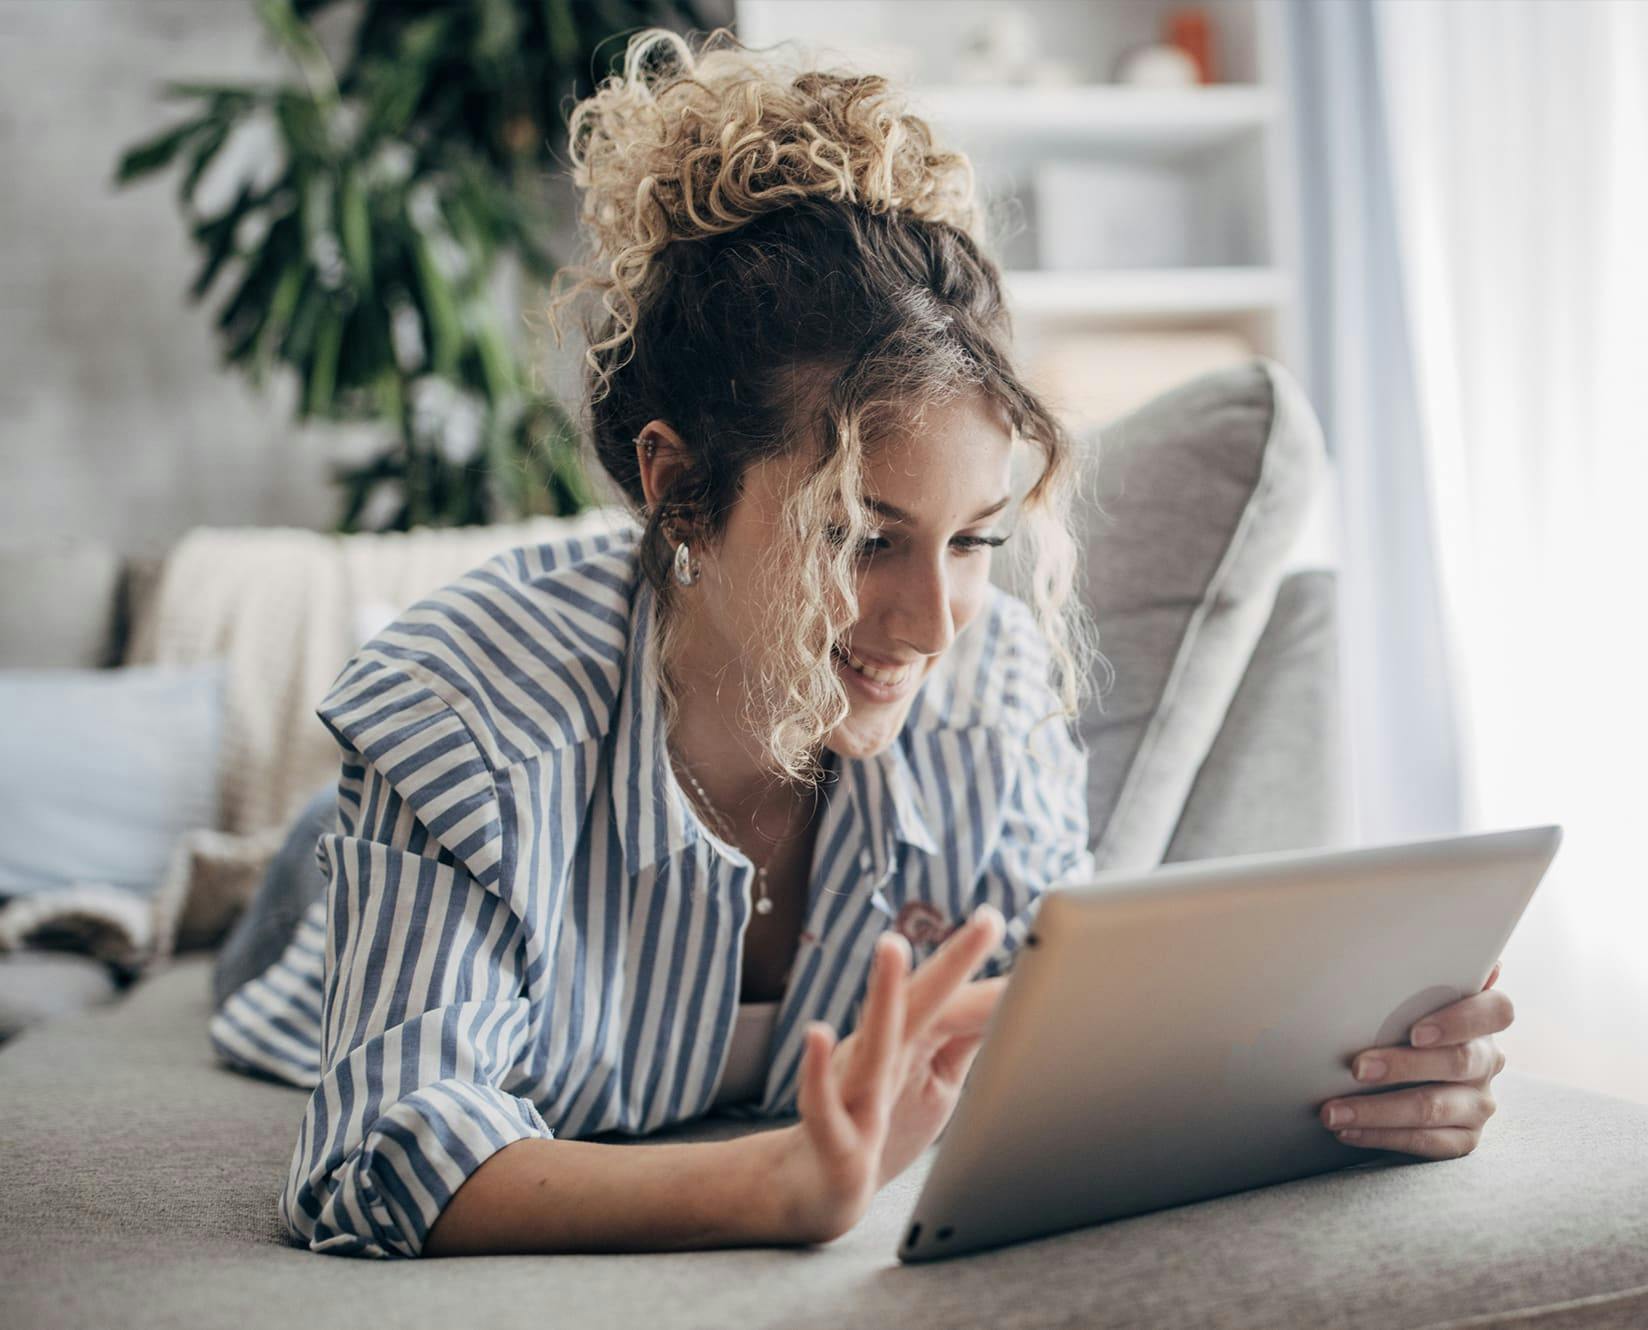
831;642;917;688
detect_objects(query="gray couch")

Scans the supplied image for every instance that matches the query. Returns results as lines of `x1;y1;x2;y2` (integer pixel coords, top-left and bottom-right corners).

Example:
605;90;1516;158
3;361;1645;1329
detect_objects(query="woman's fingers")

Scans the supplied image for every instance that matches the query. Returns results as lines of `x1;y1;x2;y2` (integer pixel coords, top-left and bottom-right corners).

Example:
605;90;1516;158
1332;1126;1483;1160
1312;966;1510;1163
928;976;1007;1040
1342;1035;1505;1089
930;1029;988;1087
846;932;908;1121
921;979;1008;1085
799;1021;854;1154
1320;1081;1497;1133
1405;987;1515;1049
902;905;1005;1040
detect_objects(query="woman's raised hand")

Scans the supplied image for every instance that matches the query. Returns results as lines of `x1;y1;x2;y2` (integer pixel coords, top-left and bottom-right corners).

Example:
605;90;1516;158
773;902;1007;1245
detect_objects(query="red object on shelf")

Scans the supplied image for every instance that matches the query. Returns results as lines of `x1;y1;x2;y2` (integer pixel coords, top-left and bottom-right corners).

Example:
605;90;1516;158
1165;8;1217;84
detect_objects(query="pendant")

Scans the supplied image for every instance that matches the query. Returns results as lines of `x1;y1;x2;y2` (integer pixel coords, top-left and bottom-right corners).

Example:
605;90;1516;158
754;865;774;914
756;896;775;915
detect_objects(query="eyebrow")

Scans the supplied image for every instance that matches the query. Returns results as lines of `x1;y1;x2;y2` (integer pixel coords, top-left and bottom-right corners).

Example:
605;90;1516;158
863;493;1013;525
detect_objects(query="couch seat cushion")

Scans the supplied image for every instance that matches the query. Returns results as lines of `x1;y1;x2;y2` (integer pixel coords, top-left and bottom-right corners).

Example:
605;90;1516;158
0;948;120;1041
1;956;1644;1330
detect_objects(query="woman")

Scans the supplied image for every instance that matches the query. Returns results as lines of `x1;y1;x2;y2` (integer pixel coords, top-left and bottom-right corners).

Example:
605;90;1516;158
209;26;1513;1260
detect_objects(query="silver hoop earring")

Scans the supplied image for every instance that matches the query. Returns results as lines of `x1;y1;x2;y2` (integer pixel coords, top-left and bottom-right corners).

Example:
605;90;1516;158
672;539;699;588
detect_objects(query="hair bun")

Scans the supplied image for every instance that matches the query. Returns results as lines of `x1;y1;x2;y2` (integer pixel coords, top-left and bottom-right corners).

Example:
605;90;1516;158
559;26;983;299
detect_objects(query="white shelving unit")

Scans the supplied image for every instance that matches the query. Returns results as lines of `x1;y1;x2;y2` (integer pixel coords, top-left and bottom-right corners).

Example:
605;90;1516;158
1003;266;1292;320
733;0;1305;426
898;82;1281;149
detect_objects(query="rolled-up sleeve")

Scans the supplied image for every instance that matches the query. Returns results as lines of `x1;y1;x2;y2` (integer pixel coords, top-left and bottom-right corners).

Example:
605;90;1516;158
279;687;555;1259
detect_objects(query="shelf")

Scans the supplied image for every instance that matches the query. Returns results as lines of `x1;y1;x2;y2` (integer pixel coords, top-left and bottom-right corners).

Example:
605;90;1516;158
1003;267;1292;320
732;0;1301;367
906;84;1279;152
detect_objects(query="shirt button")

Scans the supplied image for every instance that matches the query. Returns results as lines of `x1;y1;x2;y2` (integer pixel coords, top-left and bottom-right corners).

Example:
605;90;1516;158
858;850;872;871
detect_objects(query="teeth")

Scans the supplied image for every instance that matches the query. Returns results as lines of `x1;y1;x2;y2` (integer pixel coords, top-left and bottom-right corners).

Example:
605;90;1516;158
845;650;910;687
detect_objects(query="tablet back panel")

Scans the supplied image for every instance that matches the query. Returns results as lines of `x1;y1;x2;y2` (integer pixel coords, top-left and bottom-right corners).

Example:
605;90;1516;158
898;824;1562;1262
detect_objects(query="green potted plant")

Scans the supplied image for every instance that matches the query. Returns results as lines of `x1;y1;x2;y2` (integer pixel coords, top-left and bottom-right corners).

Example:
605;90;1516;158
115;0;722;532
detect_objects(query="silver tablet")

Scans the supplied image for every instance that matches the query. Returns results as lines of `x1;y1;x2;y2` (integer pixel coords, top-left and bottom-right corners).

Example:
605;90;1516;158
897;823;1564;1263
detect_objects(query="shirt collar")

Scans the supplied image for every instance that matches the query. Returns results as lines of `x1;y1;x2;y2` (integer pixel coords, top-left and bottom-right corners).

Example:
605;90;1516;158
610;573;939;881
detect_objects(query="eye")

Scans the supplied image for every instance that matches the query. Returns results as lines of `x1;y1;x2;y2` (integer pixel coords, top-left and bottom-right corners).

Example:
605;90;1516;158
951;533;1009;556
825;524;888;558
824;527;1012;559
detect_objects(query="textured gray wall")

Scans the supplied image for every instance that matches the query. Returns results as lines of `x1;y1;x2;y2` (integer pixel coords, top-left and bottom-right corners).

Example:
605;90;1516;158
0;1;350;558
0;0;644;557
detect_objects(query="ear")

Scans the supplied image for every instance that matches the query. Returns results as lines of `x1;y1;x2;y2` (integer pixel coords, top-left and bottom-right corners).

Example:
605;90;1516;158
635;420;694;519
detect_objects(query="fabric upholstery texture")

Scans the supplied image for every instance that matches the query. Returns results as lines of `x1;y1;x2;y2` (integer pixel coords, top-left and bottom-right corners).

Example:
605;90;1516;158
0;949;120;1041
0;541;124;669
1;956;1643;1330
1075;359;1328;873
1165;567;1348;862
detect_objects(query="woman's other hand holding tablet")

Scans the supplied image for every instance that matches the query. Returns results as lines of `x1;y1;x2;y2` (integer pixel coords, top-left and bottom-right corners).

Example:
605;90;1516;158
772;903;1007;1245
1319;961;1514;1159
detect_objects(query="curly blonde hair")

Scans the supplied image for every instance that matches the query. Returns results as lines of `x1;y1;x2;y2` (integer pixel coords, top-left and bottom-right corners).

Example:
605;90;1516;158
542;25;1103;787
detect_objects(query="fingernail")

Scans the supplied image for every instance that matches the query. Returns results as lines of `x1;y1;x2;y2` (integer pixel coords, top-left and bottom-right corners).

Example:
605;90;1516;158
1355;1057;1387;1082
1411;1024;1440;1047
972;903;999;927
1338;1128;1362;1141
1325;1104;1354;1127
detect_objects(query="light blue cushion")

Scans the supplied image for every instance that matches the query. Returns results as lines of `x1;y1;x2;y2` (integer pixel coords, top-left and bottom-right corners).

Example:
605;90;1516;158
0;661;226;897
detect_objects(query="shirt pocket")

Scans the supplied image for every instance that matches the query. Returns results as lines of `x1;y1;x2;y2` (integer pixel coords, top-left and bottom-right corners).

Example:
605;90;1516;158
860;846;967;967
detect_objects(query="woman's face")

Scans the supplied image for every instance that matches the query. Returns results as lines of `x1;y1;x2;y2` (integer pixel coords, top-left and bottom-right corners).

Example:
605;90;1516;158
651;391;1017;763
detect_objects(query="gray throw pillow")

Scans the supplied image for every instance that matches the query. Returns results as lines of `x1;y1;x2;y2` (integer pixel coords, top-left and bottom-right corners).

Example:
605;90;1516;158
1071;359;1328;872
1164;568;1347;862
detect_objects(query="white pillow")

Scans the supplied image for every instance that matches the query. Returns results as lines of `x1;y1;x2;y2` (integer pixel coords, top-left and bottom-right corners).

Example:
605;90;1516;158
0;660;226;896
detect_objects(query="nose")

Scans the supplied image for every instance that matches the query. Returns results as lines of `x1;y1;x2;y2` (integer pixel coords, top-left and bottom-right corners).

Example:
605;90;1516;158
886;549;957;658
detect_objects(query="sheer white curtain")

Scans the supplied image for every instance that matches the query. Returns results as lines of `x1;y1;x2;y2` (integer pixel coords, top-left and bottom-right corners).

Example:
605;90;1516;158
1284;0;1466;851
1377;0;1648;1103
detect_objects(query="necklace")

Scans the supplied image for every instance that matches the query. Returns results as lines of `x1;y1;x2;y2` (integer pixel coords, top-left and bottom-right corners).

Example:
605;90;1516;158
671;756;808;917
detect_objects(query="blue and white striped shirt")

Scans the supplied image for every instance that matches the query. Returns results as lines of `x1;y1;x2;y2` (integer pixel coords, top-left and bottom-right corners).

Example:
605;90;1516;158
208;519;1095;1259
